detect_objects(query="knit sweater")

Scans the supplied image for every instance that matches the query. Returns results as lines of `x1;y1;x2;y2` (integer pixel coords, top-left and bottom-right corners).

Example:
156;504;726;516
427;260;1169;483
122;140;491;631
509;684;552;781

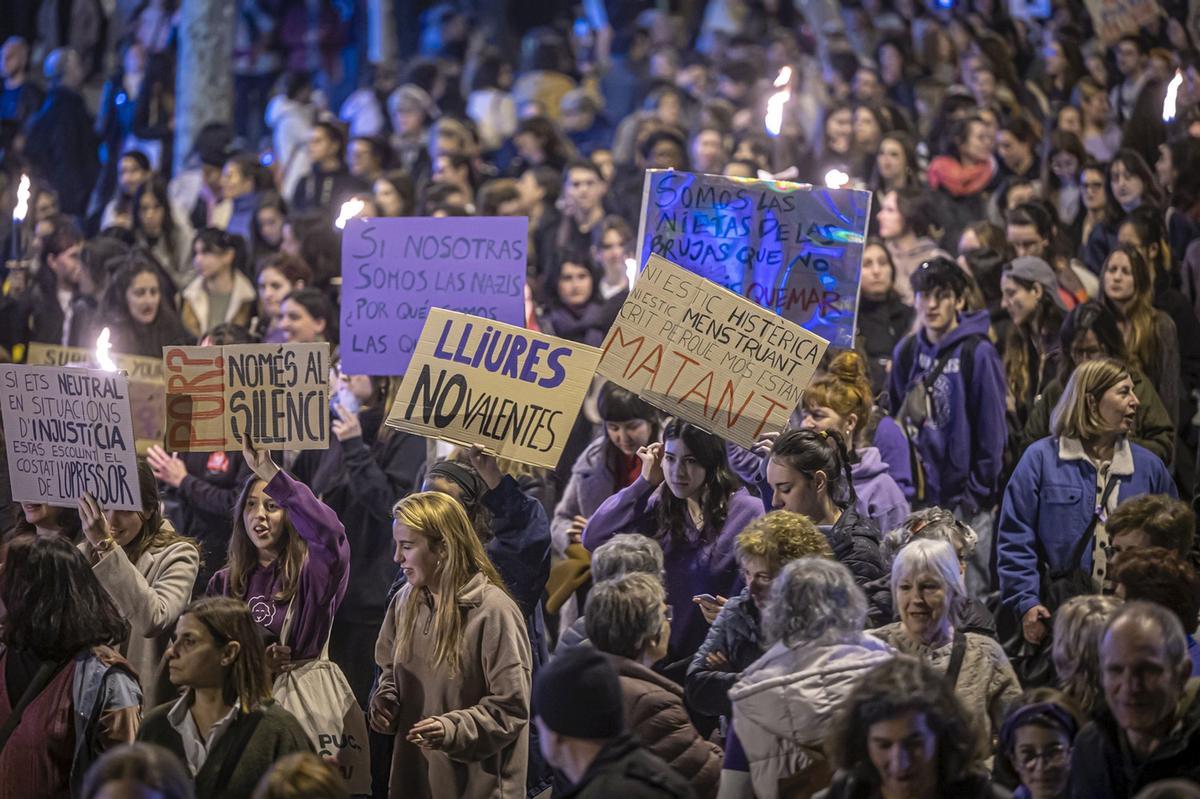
139;700;312;799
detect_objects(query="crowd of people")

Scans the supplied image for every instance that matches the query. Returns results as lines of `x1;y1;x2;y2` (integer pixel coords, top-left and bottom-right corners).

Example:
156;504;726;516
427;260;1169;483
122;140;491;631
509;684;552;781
3;0;1200;797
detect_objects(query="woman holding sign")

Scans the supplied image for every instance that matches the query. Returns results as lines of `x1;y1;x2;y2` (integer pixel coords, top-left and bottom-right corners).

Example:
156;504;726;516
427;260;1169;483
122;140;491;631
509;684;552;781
77;461;201;707
584;420;763;676
207;433;350;670
371;490;531;799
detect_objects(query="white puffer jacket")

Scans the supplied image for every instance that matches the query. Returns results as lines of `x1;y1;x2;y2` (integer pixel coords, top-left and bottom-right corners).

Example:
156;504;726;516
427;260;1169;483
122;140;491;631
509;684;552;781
729;634;895;799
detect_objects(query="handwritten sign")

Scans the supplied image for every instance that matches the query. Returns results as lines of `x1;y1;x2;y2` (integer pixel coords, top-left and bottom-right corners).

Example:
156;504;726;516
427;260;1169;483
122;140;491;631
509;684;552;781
0;365;142;510
385;309;600;469
163;343;330;451
339;216;528;375
1085;0;1160;44
636;170;869;348
598;255;829;449
27;343;165;454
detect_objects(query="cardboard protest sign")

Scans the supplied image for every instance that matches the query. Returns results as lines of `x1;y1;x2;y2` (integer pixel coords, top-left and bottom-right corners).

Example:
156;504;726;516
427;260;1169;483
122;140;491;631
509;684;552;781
637;170;870;348
163;343;330;452
0;365;142;510
339;216;528;375
1085;0;1160;44
598;255;829;449
27;343;166;453
385;309;601;469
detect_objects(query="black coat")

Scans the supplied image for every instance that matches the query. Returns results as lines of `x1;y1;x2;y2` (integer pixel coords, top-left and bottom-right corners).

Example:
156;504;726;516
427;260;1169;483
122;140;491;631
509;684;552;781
23;87;99;216
1069;681;1200;799
856;293;915;394
685;588;763;718
825;509;893;627
559;734;697;799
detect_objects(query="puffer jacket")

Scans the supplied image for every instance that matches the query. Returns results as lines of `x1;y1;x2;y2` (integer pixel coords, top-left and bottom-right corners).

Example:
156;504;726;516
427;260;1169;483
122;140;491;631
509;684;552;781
685;589;763;719
608;654;722;799
730;634;895;799
822;510;892;627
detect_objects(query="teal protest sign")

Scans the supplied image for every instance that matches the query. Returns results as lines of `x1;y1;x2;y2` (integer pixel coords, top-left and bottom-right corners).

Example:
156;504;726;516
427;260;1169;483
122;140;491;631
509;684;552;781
636;170;870;348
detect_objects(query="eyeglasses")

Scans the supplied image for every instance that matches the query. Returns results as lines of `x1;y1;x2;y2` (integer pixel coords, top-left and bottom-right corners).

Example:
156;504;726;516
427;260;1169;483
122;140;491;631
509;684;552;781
1017;744;1070;770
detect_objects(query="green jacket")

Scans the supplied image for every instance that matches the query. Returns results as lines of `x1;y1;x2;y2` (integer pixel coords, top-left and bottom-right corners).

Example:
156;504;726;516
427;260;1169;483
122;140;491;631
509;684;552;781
1023;369;1175;464
138;700;312;799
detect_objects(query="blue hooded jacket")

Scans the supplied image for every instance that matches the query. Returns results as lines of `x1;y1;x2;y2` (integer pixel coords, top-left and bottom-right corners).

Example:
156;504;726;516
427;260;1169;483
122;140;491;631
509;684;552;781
887;310;1007;512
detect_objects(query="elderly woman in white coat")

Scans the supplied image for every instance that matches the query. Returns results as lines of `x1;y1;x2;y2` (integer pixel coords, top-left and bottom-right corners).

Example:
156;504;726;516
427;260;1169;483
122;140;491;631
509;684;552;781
872;539;1021;758
78;461;200;707
729;557;895;799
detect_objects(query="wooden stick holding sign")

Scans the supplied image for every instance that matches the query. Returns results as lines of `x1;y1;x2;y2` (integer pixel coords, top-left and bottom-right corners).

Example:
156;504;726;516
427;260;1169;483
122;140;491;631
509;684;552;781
597;254;829;449
385;309;602;469
0;364;142;510
163;343;331;452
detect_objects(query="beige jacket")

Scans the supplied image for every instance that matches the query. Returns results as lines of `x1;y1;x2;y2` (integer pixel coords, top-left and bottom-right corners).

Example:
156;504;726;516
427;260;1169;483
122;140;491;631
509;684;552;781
81;526;201;708
374;572;532;799
872;623;1021;751
180;270;258;338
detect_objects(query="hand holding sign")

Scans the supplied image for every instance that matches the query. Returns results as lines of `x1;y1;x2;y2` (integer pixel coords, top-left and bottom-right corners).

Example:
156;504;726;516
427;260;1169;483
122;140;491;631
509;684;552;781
465;445;503;490
77;492;113;548
242;425;281;485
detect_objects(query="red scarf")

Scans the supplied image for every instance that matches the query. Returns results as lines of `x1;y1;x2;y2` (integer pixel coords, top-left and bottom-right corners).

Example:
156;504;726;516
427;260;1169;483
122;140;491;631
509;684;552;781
927;156;996;197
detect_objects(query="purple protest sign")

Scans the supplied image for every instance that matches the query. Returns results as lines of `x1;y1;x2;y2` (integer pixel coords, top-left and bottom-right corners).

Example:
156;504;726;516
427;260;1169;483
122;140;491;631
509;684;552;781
339;216;528;375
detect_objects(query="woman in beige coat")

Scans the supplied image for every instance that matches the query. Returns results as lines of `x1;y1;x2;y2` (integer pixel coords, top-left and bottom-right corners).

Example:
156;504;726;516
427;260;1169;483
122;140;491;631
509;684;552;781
77;461;201;707
370;490;532;799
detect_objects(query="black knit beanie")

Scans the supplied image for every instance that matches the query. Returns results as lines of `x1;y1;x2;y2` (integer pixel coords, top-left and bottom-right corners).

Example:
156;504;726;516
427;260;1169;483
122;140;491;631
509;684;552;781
533;646;625;739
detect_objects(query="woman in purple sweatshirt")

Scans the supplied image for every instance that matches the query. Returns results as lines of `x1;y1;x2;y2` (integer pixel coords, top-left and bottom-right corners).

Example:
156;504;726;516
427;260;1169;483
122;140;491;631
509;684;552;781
207;436;350;667
584;420;763;672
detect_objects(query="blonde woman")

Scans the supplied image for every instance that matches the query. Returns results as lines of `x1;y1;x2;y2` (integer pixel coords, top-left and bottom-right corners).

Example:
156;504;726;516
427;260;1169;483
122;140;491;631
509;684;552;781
370;491;532;798
997;358;1175;648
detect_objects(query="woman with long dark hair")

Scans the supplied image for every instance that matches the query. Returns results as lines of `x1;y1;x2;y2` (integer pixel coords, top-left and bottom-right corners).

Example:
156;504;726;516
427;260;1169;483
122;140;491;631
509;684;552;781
207;435;349;672
999;256;1067;427
133;176;193;289
77;461;201;707
552;382;661;557
98;251;193;358
585;421;762;669
856;238;916;392
541;252;610;346
0;535;142;796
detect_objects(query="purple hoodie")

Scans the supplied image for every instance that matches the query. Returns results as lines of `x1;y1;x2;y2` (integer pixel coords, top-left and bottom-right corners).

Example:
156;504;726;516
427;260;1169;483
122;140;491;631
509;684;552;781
887;310;1007;512
852;447;911;535
207;470;350;661
583;477;764;662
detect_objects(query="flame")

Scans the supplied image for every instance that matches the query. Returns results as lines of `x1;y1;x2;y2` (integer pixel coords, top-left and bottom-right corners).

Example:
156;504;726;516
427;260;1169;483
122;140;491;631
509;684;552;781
335;198;366;230
12;175;30;222
95;327;118;372
824;168;850;189
1164;69;1183;123
765;66;793;137
625;257;639;288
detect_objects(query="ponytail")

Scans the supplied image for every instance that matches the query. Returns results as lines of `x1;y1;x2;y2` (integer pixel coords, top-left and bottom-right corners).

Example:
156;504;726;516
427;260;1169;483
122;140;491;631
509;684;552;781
771;429;856;510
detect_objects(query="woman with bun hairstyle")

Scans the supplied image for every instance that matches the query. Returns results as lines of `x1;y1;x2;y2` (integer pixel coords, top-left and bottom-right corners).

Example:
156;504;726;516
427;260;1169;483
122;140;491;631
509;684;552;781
584;420;763;669
799;351;911;534
765;429;892;626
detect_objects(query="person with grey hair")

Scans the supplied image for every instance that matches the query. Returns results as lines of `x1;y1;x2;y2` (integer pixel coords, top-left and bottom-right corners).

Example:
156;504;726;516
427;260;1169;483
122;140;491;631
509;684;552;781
585;572;723;797
880;508;997;637
555;534;664;655
873;539;1020;759
23;47;98;216
1052;595;1123;718
728;558;894;799
1069;601;1200;798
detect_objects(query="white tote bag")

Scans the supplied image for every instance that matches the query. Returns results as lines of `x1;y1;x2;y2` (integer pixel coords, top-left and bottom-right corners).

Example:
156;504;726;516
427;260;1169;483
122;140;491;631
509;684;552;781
272;608;372;794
